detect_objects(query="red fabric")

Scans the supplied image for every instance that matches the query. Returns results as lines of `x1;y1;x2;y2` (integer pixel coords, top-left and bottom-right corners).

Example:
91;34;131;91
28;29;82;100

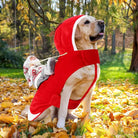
29;15;100;120
54;15;83;54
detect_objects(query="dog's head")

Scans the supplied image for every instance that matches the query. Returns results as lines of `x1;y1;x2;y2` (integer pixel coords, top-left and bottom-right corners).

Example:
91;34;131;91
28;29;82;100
54;15;105;54
75;16;104;49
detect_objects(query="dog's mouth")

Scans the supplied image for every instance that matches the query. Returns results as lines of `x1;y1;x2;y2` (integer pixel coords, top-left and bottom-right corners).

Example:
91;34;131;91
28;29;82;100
89;32;104;42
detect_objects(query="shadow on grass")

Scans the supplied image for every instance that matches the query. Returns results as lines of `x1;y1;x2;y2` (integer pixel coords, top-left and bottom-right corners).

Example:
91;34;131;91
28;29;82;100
99;49;138;84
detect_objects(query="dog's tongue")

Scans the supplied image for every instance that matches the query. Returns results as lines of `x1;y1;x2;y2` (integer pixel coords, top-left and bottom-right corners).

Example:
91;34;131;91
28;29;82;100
99;33;104;35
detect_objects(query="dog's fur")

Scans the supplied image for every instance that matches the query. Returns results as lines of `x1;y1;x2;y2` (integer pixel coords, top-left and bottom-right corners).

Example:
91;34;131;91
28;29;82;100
22;16;104;129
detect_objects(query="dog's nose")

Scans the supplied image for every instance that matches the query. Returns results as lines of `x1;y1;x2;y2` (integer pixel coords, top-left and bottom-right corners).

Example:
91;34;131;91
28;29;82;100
98;20;104;30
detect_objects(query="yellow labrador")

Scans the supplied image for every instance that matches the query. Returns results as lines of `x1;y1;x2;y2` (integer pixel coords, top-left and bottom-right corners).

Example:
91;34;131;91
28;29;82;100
57;16;104;129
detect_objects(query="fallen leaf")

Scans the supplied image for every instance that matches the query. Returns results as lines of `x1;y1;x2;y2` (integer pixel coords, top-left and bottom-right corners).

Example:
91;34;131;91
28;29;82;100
133;114;138;119
29;126;36;134
0;114;14;123
54;131;69;138
114;112;124;121
126;109;138;118
7;125;17;138
1;102;13;108
109;125;118;135
86;123;93;133
123;126;133;134
109;112;114;121
70;123;77;134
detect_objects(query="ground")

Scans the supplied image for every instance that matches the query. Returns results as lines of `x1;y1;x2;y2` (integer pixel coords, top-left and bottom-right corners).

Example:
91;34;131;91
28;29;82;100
0;77;138;138
0;48;138;137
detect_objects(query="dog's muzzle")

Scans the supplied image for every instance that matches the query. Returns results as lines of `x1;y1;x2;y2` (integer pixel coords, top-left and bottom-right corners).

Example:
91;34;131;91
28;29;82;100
98;20;105;33
89;20;105;42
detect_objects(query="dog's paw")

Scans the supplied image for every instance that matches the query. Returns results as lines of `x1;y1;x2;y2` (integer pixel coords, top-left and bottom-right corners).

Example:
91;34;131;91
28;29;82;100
57;119;66;130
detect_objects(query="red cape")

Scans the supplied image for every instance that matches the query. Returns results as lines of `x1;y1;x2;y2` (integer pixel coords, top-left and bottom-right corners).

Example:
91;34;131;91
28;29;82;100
28;15;100;121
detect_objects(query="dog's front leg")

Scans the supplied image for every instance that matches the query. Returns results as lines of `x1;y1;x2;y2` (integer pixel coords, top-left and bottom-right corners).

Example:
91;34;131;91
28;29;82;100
57;85;72;129
82;89;93;117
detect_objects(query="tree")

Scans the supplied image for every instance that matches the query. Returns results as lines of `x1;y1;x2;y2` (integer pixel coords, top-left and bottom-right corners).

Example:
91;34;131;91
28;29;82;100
59;0;65;19
129;0;138;72
104;0;109;51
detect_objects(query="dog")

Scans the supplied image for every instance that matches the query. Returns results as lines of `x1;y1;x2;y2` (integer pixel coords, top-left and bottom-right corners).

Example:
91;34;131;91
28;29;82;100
56;15;104;129
22;15;104;130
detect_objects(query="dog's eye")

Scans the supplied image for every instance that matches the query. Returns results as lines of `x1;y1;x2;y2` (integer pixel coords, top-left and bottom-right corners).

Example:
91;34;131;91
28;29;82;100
84;20;90;24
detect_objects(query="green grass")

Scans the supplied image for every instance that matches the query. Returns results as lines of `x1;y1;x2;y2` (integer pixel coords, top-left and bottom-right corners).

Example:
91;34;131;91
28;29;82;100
0;68;24;78
99;48;138;84
0;49;138;84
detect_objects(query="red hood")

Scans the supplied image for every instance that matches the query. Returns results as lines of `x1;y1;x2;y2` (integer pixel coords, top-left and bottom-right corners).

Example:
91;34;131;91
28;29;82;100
54;15;88;55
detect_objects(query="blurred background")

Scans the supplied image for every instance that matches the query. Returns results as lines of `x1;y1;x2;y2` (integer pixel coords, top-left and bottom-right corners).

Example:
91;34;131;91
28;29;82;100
0;0;137;83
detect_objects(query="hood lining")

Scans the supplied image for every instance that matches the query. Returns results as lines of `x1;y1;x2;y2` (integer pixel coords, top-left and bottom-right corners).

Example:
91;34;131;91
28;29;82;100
72;15;88;51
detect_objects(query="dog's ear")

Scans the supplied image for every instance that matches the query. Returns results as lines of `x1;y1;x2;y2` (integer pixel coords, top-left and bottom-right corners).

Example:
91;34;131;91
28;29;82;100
75;25;81;40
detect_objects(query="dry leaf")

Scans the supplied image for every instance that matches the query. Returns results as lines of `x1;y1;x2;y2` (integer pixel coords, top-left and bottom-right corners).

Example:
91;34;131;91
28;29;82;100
21;132;27;138
78;112;88;119
109;125;118;135
54;131;69;138
29;126;36;134
6;125;17;138
29;121;42;128
126;109;138;118
114;112;124;121
109;112;114;121
123;126;133;134
70;123;77;134
133;114;138;119
0;127;10;138
1;102;13;108
86;123;93;133
0;114;14;123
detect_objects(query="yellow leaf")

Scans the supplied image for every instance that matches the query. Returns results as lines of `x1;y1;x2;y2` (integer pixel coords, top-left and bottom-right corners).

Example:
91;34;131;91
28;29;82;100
35;35;41;41
1;102;13;108
78;112;88;119
46;12;51;20
96;0;101;4
54;131;69;138
23;95;34;102
109;0;112;5
95;127;107;136
0;114;14;123
86;123;93;133
32;127;42;135
123;126;133;134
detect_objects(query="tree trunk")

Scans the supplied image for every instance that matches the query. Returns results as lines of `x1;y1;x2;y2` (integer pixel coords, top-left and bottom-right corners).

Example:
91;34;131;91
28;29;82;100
59;0;65;19
129;0;138;72
111;30;116;54
71;0;74;16
104;0;109;51
76;1;80;15
122;33;125;51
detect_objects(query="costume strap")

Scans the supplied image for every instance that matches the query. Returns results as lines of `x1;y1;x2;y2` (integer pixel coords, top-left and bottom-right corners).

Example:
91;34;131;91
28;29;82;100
40;52;67;63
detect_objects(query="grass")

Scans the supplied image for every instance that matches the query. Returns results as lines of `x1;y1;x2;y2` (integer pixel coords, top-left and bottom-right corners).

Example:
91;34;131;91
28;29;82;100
0;48;138;84
0;68;24;78
99;48;138;84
